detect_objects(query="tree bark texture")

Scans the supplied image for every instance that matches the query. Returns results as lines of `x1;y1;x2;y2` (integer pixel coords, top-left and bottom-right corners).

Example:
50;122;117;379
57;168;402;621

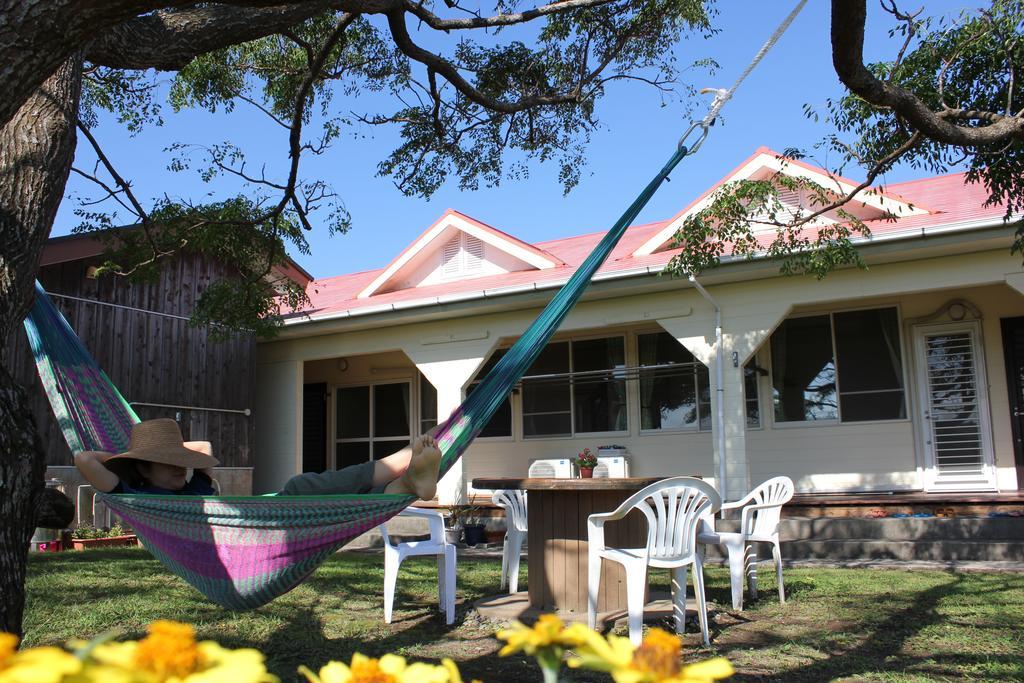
0;55;83;637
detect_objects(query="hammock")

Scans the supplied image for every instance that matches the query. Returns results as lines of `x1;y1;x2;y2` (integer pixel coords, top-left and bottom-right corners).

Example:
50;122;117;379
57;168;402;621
25;139;692;609
24;1;805;610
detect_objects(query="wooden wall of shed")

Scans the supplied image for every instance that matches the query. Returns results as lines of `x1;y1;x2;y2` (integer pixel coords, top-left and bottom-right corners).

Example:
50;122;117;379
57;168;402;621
7;251;256;469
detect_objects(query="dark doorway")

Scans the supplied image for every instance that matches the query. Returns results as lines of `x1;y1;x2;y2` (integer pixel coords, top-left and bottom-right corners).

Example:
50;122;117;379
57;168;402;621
1000;317;1024;489
302;383;328;473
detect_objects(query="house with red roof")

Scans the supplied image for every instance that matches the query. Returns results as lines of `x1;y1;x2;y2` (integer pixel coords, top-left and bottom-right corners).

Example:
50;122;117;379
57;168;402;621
253;148;1024;504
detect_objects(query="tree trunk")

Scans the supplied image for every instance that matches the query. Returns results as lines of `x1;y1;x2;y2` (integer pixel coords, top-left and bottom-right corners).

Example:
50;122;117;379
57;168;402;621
0;55;82;638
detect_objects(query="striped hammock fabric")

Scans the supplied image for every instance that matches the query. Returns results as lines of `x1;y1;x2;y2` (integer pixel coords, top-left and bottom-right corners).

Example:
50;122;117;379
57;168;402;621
25;144;692;610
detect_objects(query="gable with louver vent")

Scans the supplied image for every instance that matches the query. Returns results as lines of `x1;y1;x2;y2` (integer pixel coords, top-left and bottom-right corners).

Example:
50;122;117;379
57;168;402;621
356;210;562;298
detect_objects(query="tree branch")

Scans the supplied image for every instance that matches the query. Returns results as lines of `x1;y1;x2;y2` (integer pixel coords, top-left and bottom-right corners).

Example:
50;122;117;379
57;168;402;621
401;0;617;31
85;2;348;71
386;10;582;114
831;0;1024;147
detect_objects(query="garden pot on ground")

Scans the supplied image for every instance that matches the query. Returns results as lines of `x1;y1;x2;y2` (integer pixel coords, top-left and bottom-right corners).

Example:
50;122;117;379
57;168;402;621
445;528;462;545
463;523;486;546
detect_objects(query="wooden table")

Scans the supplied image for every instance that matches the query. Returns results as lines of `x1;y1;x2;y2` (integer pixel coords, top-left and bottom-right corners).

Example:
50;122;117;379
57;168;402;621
473;477;663;617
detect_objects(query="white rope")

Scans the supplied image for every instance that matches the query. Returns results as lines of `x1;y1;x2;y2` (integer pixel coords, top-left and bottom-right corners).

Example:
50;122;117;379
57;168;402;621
700;0;809;127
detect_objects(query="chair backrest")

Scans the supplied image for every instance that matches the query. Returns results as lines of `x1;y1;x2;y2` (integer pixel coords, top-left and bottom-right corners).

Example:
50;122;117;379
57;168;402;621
492;489;528;532
620;477;721;562
593;456;629;478
528;458;572;478
743;476;795;538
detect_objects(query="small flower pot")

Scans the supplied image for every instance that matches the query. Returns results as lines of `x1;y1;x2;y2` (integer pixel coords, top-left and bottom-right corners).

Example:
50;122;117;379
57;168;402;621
579;467;594;479
463;523;487;547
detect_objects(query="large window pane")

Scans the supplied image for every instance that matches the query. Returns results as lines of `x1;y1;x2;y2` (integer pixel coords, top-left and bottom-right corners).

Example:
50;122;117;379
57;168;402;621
467;349;513;437
523;342;571;437
337;386;369;438
573;337;626;433
523;413;572;437
834;308;905;421
374;383;410;437
771;315;838;421
744;362;762;428
373;440;409;460
638;333;705;431
419;376;437;434
336;441;369;469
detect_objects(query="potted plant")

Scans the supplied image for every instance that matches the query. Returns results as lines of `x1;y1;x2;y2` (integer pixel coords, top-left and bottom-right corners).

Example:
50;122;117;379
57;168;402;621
70;523;138;550
446;505;486;546
575;448;598;478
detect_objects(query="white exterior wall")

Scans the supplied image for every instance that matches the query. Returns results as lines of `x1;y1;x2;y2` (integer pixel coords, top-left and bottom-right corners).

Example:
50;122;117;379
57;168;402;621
255;243;1024;501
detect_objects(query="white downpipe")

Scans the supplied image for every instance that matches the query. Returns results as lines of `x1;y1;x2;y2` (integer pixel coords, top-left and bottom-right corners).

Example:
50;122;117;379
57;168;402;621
689;275;727;502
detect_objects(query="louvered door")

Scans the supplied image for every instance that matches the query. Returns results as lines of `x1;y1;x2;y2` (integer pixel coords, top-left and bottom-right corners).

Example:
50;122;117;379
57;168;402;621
915;322;996;491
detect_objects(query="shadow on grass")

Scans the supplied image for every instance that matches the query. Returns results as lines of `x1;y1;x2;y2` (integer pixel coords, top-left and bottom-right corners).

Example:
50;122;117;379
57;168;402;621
714;572;1021;682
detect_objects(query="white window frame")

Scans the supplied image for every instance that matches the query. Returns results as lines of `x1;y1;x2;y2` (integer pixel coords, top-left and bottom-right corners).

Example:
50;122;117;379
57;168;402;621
522;332;630;440
768;304;911;428
334;380;414;463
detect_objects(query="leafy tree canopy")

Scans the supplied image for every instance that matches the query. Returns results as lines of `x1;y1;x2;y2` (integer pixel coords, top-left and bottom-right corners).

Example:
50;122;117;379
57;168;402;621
71;0;713;336
665;0;1023;280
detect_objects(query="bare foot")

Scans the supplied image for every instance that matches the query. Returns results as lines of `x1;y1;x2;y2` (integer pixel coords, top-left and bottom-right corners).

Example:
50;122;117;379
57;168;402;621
386;436;441;500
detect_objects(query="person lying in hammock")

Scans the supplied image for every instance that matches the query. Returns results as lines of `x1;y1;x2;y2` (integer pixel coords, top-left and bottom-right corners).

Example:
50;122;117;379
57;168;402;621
74;418;443;500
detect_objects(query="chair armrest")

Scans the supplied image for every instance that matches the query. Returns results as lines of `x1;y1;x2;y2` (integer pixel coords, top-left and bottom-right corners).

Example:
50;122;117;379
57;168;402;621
398;506;447;541
739;501;785;535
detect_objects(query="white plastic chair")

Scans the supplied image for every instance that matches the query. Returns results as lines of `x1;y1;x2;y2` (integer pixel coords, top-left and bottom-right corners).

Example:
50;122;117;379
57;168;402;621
587;477;721;646
528;458;573;478
698;476;794;610
492;489;528;593
380;506;457;625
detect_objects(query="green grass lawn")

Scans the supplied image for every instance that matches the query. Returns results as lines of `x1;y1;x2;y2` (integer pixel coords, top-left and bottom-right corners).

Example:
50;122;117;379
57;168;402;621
23;549;1024;682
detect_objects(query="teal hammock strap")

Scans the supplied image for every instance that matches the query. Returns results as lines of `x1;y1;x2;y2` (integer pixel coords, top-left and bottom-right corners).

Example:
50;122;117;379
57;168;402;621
434;144;693;473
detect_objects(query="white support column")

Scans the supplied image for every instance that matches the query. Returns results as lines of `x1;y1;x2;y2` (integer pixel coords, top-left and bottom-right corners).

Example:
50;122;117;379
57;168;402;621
253;360;303;494
659;300;790;500
403;343;491;505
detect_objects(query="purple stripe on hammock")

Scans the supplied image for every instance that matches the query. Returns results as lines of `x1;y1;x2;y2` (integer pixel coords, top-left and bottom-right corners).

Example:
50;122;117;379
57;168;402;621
118;511;385;581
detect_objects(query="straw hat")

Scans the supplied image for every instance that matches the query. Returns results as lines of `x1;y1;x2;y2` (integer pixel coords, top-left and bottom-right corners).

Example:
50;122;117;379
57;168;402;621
94;419;219;469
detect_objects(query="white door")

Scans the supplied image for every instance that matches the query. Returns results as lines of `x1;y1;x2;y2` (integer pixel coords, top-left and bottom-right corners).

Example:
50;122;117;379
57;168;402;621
914;322;997;491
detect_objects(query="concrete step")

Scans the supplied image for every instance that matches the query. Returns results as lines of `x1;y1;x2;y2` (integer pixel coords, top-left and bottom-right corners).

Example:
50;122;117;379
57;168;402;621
345;515;440;549
713;516;1024;542
780;539;1024;562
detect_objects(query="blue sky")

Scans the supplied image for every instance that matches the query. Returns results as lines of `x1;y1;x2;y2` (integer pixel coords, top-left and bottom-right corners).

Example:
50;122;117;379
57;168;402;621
54;1;981;279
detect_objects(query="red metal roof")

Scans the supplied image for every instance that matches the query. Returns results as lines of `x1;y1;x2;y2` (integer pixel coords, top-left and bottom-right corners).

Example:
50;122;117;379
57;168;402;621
295;152;1010;320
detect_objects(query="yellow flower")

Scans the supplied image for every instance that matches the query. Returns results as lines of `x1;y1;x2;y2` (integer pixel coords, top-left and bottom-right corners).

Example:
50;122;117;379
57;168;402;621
565;630;634;672
297;653;460;683
135;621;204;680
568;628;733;683
496;614;578;657
0;633;81;683
87;621;276;683
0;634;17;669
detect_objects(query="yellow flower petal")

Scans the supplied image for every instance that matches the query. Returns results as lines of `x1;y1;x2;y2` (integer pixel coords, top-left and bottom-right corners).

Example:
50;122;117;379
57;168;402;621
314;661;352;683
0;646;82;683
677;657;734;682
441;659;462;683
377;654;407;676
0;633;18;668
